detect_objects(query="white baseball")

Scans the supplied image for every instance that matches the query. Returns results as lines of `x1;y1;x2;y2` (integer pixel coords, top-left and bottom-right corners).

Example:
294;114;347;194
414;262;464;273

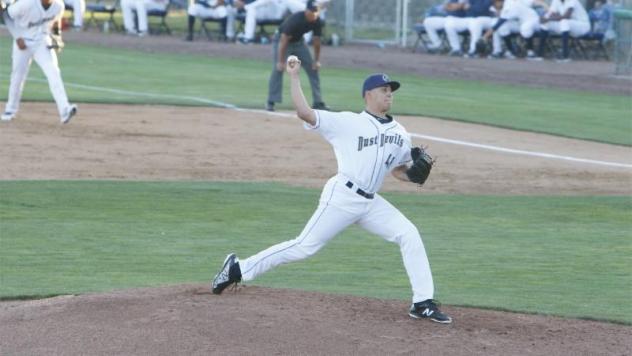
287;55;299;68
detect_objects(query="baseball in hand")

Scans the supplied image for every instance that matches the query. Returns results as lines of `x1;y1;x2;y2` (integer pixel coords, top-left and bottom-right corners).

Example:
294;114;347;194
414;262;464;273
287;55;299;68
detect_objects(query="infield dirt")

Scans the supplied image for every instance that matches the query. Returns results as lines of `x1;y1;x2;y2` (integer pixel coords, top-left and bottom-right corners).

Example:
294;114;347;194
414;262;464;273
0;31;631;355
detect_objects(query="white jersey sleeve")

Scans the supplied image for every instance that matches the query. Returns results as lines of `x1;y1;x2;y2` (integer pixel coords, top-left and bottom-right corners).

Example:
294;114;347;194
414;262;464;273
6;0;29;20
303;109;345;141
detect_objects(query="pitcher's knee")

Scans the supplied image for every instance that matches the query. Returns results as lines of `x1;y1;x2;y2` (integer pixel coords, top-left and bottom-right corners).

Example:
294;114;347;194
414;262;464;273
290;237;324;260
394;224;422;245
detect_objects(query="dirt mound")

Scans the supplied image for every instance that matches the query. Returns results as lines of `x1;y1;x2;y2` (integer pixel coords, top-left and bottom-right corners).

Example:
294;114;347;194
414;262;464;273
1;284;630;355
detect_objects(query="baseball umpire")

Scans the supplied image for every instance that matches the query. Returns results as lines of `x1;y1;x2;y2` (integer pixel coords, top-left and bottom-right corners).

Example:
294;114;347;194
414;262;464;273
265;0;329;112
212;56;452;324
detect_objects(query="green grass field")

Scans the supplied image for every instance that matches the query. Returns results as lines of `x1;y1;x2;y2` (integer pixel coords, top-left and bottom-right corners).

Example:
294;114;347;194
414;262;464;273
0;30;631;325
0;35;630;145
1;181;631;324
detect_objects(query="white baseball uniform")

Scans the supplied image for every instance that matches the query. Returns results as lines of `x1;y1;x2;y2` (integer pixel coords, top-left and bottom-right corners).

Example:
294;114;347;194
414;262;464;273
121;0;168;35
188;0;229;36
239;109;436;303
422;16;447;50
2;0;74;121
496;0;540;38
443;0;469;52
241;0;305;41
188;0;228;21
541;0;590;36
64;0;85;28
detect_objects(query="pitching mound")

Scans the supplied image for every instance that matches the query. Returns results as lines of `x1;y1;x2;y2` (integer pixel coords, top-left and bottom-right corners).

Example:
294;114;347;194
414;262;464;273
1;284;630;355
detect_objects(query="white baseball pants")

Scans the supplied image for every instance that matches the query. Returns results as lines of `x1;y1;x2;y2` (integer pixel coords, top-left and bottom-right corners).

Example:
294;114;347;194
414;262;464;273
121;0;168;34
64;0;86;27
444;16;469;52
541;19;590;37
497;17;539;39
467;16;495;54
239;175;435;303
4;40;71;118
243;0;304;40
188;3;229;36
422;16;446;50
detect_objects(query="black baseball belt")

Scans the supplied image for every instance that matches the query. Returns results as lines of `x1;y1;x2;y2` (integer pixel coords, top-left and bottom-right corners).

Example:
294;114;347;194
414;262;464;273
345;181;374;200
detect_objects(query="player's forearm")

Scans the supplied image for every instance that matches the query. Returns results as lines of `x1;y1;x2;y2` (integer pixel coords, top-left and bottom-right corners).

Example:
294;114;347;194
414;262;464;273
392;165;411;182
289;74;316;125
277;35;289;64
312;37;321;62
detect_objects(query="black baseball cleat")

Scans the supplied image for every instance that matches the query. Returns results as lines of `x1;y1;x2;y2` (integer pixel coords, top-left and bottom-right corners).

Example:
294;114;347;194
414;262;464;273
409;299;452;324
211;253;242;294
312;102;331;111
265;101;275;112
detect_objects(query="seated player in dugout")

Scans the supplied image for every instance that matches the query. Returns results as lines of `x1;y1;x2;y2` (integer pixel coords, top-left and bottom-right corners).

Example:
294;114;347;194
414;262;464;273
266;0;329;112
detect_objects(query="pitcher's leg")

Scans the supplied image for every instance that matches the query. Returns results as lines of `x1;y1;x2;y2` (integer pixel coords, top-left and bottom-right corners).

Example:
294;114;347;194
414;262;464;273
33;45;70;117
240;202;357;281
5;44;34;115
358;195;434;303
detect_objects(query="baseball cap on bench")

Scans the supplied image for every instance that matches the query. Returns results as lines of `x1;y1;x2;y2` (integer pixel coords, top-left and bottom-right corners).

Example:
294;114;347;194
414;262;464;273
362;73;400;97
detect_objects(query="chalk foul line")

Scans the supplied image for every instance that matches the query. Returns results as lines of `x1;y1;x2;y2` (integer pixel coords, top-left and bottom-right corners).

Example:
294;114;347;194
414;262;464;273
410;133;632;169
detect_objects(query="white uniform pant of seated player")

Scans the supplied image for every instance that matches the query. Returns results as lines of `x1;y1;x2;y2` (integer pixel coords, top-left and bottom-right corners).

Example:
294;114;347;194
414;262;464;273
3;39;74;122
188;2;230;36
541;18;589;37
241;0;305;41
121;0;168;35
422;16;446;50
238;174;435;303
445;16;499;54
64;0;86;28
496;17;539;39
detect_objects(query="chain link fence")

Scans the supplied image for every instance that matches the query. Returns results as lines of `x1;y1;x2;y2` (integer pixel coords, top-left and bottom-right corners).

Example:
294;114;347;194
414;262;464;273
324;0;435;46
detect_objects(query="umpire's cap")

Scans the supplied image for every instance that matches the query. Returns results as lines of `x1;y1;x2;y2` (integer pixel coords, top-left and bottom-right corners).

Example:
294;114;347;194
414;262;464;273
362;73;400;97
306;0;318;11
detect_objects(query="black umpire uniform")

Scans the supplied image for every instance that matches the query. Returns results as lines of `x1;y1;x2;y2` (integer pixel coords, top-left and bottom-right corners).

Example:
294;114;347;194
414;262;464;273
266;0;328;111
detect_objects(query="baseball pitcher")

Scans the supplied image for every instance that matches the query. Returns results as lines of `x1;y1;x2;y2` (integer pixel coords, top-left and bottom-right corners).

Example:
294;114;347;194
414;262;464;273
211;57;452;324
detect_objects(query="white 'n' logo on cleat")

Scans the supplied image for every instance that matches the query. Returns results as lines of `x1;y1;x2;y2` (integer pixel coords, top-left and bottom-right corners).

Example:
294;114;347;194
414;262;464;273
421;308;434;317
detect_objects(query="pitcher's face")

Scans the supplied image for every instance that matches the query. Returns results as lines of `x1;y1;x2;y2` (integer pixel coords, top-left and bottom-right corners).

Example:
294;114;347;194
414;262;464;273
366;85;394;112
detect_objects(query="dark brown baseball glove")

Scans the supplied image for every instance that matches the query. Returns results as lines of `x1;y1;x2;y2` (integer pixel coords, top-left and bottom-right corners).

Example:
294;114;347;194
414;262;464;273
406;146;434;185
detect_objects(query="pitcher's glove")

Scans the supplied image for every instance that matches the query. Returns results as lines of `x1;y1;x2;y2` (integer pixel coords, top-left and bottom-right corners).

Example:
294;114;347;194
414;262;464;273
48;34;65;53
406;146;434;185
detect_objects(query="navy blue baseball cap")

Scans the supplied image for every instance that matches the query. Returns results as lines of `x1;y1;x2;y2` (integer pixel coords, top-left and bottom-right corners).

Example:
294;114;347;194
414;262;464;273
306;0;318;11
362;73;400;97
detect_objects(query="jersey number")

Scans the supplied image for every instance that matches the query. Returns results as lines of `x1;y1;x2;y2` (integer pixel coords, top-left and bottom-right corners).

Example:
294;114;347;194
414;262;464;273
385;154;396;168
